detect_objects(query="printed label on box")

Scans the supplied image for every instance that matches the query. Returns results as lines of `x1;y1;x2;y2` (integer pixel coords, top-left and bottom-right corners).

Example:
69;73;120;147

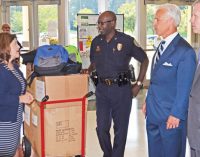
32;113;38;126
36;79;45;101
56;120;78;142
24;105;30;126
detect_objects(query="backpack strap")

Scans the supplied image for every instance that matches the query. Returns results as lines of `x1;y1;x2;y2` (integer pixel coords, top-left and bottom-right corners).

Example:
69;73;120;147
26;71;39;87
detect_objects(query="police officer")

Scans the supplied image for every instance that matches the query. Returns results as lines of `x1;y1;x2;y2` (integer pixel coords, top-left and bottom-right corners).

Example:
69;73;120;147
81;11;148;157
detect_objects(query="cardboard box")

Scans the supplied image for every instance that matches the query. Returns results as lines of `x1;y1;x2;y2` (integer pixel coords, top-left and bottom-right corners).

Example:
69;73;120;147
28;74;88;102
24;74;88;157
24;101;85;157
24;103;41;157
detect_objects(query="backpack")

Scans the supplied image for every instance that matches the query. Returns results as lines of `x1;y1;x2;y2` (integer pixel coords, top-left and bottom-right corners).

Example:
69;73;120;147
34;45;69;76
64;45;82;64
27;44;82;86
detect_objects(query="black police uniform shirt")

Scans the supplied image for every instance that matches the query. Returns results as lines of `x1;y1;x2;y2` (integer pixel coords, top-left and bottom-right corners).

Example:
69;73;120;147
90;31;147;78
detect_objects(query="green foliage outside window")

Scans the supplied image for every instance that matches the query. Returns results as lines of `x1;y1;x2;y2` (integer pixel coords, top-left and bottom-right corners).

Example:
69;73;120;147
9;2;190;43
10;6;22;33
117;1;136;34
10;5;58;34
38;5;58;33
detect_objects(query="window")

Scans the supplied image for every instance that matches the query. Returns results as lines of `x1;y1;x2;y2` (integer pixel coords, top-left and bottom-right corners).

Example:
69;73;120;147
10;5;30;50
69;0;98;46
109;0;136;37
38;5;58;46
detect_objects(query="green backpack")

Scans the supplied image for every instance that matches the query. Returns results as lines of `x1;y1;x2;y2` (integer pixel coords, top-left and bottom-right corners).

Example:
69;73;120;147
64;45;82;64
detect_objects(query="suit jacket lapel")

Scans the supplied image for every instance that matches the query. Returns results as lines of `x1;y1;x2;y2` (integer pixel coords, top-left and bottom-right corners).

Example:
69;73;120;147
151;50;157;75
151;34;181;76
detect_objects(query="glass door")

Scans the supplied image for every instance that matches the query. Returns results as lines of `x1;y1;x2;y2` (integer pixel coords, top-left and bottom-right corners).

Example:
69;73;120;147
38;4;58;46
3;1;32;77
10;5;30;51
2;0;32;51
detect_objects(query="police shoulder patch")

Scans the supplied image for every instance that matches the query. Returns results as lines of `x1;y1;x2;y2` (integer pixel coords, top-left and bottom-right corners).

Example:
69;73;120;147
133;39;141;48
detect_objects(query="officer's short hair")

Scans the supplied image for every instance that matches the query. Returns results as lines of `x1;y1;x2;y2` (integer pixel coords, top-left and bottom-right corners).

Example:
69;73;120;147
103;11;117;22
109;11;116;21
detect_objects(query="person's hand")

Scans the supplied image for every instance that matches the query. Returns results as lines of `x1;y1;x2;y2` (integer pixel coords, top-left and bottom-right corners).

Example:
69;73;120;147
131;83;141;97
166;115;180;129
80;69;89;74
142;102;146;116
19;92;34;104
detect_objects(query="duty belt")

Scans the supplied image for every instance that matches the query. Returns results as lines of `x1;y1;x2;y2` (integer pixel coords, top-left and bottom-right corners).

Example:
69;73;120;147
100;78;118;86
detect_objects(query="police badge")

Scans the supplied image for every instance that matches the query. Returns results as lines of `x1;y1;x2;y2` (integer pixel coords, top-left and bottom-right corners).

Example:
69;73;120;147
117;43;123;51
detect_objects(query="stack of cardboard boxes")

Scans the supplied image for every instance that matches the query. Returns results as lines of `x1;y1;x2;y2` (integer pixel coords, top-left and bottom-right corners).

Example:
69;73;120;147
24;74;88;157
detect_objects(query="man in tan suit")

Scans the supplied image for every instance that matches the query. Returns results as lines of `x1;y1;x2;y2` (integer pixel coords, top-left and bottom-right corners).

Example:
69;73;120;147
187;1;200;157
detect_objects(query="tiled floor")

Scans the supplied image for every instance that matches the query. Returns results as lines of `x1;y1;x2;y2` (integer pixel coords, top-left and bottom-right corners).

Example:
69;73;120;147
86;104;148;157
85;89;190;157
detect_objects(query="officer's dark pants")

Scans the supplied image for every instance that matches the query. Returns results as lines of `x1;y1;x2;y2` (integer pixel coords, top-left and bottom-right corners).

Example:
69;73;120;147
95;83;132;157
146;119;187;157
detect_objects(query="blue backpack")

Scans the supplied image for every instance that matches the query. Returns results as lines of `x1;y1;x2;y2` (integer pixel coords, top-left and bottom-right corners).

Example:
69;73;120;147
27;44;82;86
34;45;69;75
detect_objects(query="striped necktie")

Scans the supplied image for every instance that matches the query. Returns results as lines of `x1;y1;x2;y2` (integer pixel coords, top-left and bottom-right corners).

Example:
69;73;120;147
155;40;166;64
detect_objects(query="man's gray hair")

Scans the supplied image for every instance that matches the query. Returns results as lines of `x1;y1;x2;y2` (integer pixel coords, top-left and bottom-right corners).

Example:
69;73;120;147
157;3;181;27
